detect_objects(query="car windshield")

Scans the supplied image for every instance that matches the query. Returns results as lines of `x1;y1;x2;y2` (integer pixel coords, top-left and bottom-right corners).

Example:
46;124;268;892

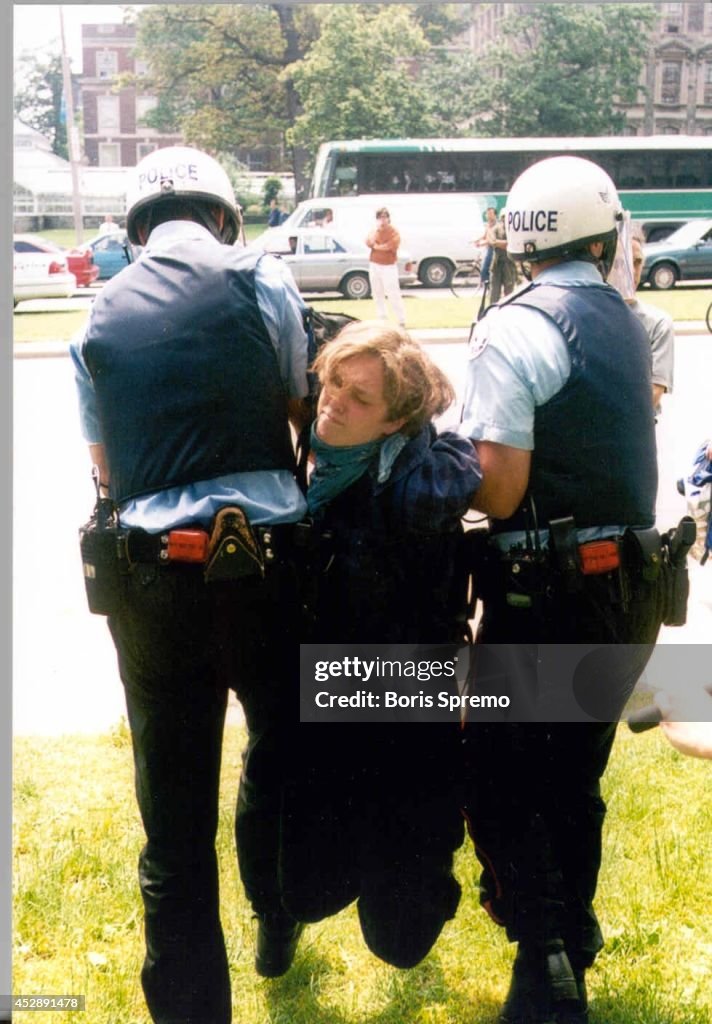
92;235;127;250
655;220;712;248
14;236;62;254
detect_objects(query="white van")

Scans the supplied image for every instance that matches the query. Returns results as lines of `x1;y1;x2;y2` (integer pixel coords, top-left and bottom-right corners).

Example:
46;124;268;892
254;193;488;287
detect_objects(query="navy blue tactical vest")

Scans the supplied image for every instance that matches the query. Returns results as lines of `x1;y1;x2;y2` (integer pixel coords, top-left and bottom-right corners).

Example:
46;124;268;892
490;281;657;534
84;240;296;504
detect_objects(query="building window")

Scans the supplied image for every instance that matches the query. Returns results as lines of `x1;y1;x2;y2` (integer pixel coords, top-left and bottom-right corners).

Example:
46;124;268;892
704;63;712;104
135;58;150;77
98;142;121;166
96;50;118;79
664;2;682;32
660;124;680;135
703;124;712;135
137;142;157;160
97;94;120;133
136;96;158;124
661;61;682;104
686;3;705;32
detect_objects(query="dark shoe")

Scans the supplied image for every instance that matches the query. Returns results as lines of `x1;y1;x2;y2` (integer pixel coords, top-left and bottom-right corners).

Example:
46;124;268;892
499;944;580;1024
254;912;304;978
555;969;588;1024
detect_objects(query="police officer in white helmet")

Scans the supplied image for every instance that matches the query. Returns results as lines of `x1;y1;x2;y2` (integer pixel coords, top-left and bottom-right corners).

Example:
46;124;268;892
459;157;666;1023
70;146;311;1022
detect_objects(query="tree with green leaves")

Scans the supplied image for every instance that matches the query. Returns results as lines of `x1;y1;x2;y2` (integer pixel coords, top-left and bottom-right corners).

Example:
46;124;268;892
410;3;471;47
288;5;437;155
460;3;656;137
14;52;68;159
417;52;483;137
131;4;320;196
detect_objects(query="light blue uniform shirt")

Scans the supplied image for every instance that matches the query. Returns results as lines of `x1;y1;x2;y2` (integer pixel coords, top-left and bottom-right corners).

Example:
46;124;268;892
459;262;610;449
70;220;309;531
459;261;628;548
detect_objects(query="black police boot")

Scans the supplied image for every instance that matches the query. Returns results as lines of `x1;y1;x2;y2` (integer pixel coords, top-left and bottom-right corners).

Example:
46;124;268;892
499;942;580;1024
254;911;304;978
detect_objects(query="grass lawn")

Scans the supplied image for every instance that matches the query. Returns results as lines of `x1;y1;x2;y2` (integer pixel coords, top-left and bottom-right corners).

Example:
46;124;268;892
13;722;712;1024
39;223;268;249
12;286;712;346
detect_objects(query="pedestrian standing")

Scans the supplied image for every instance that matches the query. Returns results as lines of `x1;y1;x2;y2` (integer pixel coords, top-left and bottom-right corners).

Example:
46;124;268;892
366;207;407;326
98;212;121;235
268;198;290;227
70;146;311;1024
488;211;518;304
459;156;666;1024
627;231;674;415
475;205;498;287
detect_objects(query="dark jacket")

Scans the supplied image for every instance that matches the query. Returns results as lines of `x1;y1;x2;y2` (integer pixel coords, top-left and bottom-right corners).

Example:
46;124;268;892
307;424;482;643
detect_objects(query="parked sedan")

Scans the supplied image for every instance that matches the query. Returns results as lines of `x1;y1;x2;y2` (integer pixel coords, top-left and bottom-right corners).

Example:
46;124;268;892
13;233;98;288
251;228;417;299
641;218;712;290
85;233;136;280
13;246;76;305
636;220;686;244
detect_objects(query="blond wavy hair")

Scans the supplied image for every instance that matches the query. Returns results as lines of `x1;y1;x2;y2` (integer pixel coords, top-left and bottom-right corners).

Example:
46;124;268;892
311;321;455;437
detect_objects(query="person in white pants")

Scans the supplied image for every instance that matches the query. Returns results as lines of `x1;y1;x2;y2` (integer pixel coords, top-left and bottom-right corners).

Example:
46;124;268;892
366;208;406;326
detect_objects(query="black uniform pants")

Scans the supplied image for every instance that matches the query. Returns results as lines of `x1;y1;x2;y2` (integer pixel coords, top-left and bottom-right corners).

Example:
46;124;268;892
463;572;663;967
108;560;299;1024
279;725;464;969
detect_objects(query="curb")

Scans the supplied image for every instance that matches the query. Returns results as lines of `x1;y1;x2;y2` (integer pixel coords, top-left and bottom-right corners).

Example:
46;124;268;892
14;340;75;359
13;321;709;359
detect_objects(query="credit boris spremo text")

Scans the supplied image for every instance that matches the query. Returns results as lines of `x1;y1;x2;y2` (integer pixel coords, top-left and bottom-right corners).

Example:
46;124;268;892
312;657;510;712
315;690;511;711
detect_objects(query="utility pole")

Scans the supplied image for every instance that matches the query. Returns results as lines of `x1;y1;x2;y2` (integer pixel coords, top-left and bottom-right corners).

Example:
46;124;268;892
59;6;83;243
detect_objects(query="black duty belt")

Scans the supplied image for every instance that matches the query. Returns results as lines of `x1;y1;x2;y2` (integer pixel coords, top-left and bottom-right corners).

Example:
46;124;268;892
124;522;301;567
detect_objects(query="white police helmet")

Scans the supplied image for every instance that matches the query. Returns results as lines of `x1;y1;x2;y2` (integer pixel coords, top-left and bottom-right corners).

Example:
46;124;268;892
126;145;241;245
505;156;623;272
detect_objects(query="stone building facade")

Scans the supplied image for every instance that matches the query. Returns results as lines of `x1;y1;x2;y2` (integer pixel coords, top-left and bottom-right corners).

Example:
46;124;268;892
458;1;712;136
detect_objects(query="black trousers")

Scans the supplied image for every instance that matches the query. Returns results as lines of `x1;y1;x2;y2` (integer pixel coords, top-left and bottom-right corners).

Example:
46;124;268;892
463;573;663;967
279;725;464;969
108;560;299;1024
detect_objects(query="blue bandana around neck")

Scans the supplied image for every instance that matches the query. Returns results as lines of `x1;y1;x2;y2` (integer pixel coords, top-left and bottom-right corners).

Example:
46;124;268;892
307;424;408;515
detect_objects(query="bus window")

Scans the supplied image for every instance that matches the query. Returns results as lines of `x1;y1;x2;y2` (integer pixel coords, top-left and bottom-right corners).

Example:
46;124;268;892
671;154;703;187
332;155;358;196
361;153;413;193
400;158;422;192
613;152;649;188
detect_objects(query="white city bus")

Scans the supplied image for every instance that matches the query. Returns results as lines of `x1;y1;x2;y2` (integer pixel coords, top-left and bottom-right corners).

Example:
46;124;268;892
310;136;712;238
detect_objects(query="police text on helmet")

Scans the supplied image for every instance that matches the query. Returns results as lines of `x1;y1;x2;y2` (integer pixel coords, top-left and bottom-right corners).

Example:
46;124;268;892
507;210;558;234
138;162;199;192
